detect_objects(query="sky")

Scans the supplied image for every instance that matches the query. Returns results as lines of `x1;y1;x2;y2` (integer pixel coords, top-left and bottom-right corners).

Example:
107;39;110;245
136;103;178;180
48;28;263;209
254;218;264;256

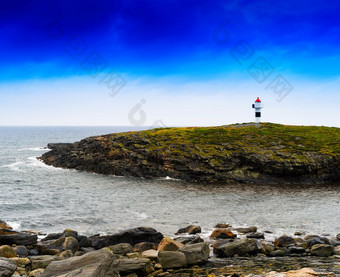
0;0;339;127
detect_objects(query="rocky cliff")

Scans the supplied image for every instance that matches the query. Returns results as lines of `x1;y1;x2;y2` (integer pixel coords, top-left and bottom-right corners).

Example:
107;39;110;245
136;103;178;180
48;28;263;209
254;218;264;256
38;123;340;184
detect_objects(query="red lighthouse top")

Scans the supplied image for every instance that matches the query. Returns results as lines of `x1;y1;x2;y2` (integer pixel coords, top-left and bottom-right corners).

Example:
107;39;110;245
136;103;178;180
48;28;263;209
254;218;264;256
255;97;261;102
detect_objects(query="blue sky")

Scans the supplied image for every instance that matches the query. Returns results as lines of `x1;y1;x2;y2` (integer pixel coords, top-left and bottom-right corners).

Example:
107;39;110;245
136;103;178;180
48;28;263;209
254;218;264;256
0;0;339;126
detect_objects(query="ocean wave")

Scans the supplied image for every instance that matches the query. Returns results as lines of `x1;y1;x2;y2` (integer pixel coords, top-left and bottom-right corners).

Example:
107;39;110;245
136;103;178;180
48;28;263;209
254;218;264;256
1;161;24;172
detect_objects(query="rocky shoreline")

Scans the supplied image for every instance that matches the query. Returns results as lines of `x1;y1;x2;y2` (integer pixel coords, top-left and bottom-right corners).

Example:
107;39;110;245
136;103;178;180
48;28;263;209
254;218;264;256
38;124;340;184
1;220;339;277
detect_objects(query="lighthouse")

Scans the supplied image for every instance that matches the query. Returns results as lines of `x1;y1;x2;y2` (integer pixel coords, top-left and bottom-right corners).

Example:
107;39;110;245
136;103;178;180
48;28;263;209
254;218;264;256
252;97;263;124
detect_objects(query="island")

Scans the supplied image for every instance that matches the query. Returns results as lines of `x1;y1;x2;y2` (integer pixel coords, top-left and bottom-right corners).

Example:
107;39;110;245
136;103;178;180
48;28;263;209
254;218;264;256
39;123;340;184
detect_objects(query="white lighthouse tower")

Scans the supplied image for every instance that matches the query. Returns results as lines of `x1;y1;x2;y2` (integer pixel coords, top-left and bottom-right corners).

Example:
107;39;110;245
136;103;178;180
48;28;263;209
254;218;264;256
252;97;263;125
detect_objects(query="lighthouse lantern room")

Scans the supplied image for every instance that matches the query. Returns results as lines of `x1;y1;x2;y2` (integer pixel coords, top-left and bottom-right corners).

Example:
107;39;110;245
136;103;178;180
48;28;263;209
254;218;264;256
252;97;263;125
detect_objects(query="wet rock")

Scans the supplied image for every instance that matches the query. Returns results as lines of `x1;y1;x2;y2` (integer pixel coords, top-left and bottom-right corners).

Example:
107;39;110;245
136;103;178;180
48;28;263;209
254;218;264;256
210;229;236;239
0;233;37;246
28;249;39;256
178;242;209;265
329;239;340;246
269;250;285;257
30;255;63;270
29;268;45;277
307;237;325;248
288;246;306;254
0;246;16;258
158;251;186;269
133;242;157;252
0;221;12;230
246;232;264;239
39;248;119;277
214;238;258;257
234;226;257;234
310;244;335;257
91;227;163;249
214;223;231;228
77;235;91;248
157;237;184;251
9;257;30;267
14;246;28;258
294;231;305;236
107;243;133;255
0;258;16;277
62;236;79;253
174;235;204;245
141;249;158;261
176;225;201;235
274;235;295;247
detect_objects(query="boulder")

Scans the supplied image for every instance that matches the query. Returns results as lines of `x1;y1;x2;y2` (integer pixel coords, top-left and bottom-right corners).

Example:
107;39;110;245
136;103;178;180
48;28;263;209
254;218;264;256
133;242;157;252
107;243;133;256
29;268;45;277
57;250;74;258
209;229;236;239
329;239;340;246
116;258;153;275
214;223;231;228
310;244;335;257
62;236;79;253
288;246;306;254
337;234;340;240
35;237;65;255
233;226;257;234
269;250;285;257
0;233;37;246
274;235;295;247
9;257;30;267
91;227;163;249
0;258;17;277
176;225;201;235
39;248;118;277
0;246;16;258
260;242;274;256
174;235;204;245
178;242;209;265
158;251;186;269
0;221;12;230
334;246;340;255
30;255;63;270
13;246;28;258
157;237;184;251
246;232;264;239
307;237;325;248
141;249;158;261
214;238;258;257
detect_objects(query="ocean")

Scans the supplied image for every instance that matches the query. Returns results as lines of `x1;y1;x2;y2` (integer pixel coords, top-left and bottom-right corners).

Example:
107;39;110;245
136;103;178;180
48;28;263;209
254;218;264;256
0;126;339;238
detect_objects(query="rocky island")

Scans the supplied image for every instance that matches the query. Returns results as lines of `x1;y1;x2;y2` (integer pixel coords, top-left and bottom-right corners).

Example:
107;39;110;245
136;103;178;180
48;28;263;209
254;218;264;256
39;123;340;184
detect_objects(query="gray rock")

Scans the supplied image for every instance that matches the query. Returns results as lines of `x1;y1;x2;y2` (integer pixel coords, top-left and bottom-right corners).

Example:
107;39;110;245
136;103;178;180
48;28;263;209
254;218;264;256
234;226;257;234
310;244;335;257
274;235;295;247
0;233;37;246
116;257;153;275
39;248;119;277
91;227;163;249
35;237;65;255
107;243;133;256
141;249;158;261
30;255;63;270
0;258;17;277
174;235;204;245
215;238;257;257
62;236;79;253
329;239;340;246
269;250;285;257
179;242;209;265
158;251;186;268
246;232;265;239
81;247;95;253
307;237;325;248
28;249;39;256
14;246;28;258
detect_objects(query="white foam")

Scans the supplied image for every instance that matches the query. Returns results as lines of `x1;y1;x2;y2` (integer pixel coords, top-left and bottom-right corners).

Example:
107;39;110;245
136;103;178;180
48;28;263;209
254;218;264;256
1;161;24;172
7;221;21;230
18;147;48;151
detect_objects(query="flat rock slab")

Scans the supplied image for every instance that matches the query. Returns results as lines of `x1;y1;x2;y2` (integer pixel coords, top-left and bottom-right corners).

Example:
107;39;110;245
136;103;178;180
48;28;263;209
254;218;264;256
0;233;37;246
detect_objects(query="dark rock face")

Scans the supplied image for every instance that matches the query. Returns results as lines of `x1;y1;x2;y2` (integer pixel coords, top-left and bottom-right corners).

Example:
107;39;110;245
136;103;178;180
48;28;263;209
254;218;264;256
38;124;340;184
90;227;164;249
0;233;37;246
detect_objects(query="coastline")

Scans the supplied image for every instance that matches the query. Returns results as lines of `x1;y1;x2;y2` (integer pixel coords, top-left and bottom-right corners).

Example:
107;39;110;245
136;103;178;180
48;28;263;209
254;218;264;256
1;220;339;276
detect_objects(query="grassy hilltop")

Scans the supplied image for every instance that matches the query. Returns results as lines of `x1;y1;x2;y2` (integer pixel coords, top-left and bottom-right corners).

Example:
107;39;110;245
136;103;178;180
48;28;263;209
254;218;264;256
40;123;340;184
